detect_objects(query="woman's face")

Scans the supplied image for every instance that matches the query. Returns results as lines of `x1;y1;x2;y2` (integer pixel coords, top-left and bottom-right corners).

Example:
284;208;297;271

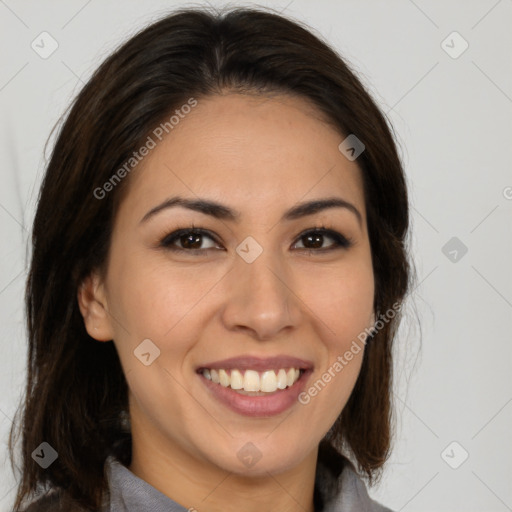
82;93;375;476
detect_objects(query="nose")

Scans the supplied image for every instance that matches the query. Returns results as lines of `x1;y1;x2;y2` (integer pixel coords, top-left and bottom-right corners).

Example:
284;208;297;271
220;249;302;341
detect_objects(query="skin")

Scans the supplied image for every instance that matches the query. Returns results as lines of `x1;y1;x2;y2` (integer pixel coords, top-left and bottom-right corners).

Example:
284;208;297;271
78;93;375;512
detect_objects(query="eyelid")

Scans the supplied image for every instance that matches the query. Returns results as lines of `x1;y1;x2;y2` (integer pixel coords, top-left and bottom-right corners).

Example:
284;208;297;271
159;226;353;253
294;227;353;250
159;227;222;251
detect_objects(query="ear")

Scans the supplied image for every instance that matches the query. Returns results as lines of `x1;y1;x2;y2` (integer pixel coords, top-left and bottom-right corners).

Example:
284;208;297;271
77;271;114;342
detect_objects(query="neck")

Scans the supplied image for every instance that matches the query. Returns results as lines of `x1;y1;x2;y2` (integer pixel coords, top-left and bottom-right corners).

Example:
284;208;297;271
128;422;318;512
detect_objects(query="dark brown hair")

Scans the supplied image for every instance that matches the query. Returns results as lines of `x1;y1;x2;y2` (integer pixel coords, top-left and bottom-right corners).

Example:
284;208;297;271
9;5;411;511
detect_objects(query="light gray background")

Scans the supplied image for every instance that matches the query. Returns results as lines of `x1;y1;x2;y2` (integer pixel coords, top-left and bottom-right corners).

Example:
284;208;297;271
1;1;511;511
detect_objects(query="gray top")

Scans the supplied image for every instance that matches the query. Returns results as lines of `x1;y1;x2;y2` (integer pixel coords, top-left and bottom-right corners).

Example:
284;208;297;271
104;455;393;512
23;452;393;511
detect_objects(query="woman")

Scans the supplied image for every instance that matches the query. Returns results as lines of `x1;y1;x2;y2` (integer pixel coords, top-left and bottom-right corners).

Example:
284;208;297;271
9;5;411;511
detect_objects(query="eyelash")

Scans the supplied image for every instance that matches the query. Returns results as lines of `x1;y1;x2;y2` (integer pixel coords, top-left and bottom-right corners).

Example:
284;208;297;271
159;225;354;255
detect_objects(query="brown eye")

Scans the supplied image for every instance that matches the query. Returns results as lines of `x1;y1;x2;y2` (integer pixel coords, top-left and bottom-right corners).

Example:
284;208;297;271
160;226;352;255
178;232;203;249
294;229;352;251
161;229;220;252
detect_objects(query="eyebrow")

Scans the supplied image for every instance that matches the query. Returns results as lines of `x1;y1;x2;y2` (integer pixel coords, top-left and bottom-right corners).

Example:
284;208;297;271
140;195;362;226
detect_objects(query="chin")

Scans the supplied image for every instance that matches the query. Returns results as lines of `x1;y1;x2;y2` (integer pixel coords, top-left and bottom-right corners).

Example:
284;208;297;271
206;435;314;477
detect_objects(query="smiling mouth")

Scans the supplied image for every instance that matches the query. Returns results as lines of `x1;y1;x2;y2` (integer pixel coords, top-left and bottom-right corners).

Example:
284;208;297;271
198;367;306;395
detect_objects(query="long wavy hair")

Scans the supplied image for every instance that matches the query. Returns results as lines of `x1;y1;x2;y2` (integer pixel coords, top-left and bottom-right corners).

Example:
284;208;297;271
9;5;412;511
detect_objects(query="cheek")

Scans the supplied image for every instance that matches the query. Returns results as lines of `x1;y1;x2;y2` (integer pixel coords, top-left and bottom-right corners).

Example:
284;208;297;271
299;285;371;432
107;241;374;366
300;257;375;341
108;251;216;338
297;258;373;410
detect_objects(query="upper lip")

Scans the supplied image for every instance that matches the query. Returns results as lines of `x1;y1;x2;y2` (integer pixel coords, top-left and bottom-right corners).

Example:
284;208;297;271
197;355;314;372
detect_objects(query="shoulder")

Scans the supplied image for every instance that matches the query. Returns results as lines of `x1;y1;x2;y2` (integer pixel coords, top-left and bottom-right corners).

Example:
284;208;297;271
339;464;394;512
21;492;60;512
20;490;97;512
316;442;394;512
19;455;120;512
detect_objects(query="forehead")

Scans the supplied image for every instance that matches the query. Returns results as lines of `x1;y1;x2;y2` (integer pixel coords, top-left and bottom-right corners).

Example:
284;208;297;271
120;93;366;224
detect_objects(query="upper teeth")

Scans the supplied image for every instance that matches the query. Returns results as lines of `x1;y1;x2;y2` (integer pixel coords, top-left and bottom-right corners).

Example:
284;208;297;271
202;368;301;393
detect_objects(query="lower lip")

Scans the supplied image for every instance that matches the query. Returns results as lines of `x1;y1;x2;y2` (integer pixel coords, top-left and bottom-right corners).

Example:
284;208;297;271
199;371;310;417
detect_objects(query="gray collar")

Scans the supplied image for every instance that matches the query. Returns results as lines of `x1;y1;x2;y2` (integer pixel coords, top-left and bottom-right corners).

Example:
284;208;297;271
104;454;392;512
